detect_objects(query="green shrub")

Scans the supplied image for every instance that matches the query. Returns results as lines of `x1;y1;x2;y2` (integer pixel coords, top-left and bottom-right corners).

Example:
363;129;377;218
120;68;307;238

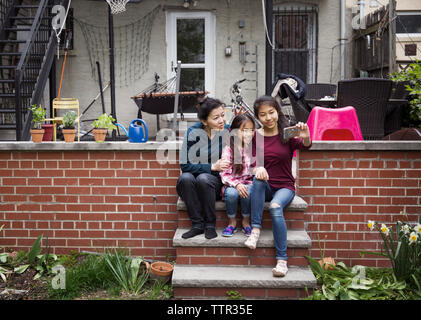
390;60;421;128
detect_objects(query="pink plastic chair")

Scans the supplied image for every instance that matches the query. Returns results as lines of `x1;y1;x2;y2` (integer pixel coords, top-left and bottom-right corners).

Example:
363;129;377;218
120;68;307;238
306;106;363;141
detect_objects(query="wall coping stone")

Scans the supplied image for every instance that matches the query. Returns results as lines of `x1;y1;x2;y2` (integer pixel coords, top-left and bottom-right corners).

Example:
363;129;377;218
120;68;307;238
0;141;181;151
1;141;420;152
307;141;421;151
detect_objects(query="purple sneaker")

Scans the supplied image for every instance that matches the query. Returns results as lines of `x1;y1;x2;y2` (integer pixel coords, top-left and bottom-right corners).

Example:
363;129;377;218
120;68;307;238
222;225;237;237
242;226;252;237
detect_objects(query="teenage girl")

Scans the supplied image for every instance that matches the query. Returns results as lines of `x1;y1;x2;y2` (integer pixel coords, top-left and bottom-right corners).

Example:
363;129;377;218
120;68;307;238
244;96;311;277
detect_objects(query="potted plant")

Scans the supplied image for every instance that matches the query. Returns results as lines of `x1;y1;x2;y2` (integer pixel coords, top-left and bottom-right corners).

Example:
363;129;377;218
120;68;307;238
62;110;77;143
92;113;116;143
29;104;46;143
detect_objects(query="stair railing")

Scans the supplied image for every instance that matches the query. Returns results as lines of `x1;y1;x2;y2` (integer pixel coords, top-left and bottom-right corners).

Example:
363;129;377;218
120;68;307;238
14;0;62;140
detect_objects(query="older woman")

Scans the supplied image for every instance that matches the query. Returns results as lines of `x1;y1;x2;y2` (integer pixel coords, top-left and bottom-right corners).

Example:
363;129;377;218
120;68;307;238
177;97;230;239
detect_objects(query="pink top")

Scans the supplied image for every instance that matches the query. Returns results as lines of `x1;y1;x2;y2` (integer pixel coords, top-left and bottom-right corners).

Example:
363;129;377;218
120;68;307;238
220;145;254;196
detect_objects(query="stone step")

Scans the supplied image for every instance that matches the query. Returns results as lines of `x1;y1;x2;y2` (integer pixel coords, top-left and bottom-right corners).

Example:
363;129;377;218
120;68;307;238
177;196;308;229
173;228;311;248
177;195;308;212
172;265;317;299
173;228;311;266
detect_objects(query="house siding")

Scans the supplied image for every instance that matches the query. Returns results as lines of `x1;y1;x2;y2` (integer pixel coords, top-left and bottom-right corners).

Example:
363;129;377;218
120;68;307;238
57;0;349;137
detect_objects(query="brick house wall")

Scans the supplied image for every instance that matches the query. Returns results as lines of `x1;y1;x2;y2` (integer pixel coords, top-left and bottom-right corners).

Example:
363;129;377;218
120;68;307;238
1;141;420;267
297;142;421;267
0;143;180;261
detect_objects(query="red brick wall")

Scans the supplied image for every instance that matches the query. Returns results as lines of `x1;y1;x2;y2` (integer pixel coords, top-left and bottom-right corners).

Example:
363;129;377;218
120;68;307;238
0;150;180;260
297;150;421;267
1;147;421;267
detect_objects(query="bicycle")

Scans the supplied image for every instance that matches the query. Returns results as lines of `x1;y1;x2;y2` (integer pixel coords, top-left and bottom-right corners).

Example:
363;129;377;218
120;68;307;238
229;79;262;128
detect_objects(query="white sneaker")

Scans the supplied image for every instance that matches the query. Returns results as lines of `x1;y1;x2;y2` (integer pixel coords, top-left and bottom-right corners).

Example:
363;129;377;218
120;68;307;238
244;228;260;249
272;260;288;277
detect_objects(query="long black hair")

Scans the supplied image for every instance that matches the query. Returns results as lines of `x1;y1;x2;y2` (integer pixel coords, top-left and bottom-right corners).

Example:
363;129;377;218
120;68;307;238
253;95;289;143
229;113;255;175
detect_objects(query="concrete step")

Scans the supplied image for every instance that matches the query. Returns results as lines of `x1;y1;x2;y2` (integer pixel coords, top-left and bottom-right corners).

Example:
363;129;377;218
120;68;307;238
177;195;308;212
173;228;311;248
177;196;308;229
174;228;312;266
172;265;317;299
174;228;311;266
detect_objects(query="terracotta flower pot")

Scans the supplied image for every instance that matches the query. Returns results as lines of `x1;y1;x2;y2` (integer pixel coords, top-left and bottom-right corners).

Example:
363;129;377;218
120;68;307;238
151;261;173;277
30;129;45;143
93;128;108;143
62;128;76;143
318;257;336;270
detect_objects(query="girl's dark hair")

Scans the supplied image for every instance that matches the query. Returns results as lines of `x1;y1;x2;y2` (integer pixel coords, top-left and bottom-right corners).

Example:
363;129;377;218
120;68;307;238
197;97;225;121
253;95;289;143
229;113;255;175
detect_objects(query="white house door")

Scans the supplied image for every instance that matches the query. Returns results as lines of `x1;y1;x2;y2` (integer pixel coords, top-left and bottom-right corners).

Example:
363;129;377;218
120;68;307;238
166;11;215;113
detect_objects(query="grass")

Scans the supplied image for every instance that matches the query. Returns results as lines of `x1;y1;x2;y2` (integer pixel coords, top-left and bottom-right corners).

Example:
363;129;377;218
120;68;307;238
47;252;174;300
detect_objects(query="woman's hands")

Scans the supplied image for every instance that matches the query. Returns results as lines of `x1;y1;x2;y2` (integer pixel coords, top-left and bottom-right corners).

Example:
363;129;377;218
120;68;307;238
296;122;311;146
254;166;269;181
236;183;249;198
211;159;230;172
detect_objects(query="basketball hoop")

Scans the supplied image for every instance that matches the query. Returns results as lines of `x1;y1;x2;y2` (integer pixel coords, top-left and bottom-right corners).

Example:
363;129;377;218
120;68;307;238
106;0;129;14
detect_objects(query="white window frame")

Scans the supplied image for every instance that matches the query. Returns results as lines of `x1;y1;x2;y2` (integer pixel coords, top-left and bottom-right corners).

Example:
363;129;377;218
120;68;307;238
396;12;421;37
165;11;216;119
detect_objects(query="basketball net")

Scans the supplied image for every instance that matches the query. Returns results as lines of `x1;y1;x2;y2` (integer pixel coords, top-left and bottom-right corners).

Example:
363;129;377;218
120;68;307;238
106;0;130;14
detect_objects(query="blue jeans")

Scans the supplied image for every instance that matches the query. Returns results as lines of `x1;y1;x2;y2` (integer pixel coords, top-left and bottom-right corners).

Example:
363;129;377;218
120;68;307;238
224;185;252;219
250;177;295;261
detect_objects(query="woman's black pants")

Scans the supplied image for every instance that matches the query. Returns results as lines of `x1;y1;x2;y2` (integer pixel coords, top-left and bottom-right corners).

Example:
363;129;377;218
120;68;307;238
176;172;222;230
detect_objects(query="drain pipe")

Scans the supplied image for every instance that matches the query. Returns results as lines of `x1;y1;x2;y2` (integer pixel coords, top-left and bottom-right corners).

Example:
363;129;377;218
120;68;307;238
340;0;346;80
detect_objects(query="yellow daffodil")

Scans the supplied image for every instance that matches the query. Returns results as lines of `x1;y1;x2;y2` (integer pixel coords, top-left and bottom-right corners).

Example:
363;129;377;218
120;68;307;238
415;224;421;235
381;224;390;236
367;220;375;231
409;232;418;245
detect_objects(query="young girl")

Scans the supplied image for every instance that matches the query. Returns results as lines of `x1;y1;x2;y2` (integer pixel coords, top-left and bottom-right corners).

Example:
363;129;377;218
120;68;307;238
220;113;256;237
244;96;311;277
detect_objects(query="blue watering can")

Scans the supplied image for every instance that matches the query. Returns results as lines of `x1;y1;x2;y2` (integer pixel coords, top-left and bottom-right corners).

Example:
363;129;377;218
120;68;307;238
115;119;149;143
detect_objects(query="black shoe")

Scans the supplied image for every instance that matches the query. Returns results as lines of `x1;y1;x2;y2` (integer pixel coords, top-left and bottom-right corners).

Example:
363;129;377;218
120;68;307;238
205;228;217;239
182;228;204;239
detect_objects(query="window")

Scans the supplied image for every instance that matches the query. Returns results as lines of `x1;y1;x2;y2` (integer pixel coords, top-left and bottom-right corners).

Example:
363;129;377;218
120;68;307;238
396;12;421;35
